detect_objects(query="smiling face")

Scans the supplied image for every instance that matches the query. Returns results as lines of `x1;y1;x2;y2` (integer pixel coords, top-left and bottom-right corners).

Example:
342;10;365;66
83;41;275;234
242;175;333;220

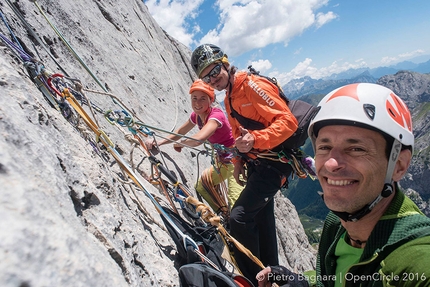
199;62;230;91
190;90;211;115
314;125;389;214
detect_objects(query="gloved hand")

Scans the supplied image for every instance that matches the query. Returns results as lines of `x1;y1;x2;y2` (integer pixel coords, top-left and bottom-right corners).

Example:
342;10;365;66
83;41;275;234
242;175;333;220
256;266;309;287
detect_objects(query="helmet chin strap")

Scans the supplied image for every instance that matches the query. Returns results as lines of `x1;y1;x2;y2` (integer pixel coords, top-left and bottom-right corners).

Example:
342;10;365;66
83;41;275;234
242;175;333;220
320;139;401;222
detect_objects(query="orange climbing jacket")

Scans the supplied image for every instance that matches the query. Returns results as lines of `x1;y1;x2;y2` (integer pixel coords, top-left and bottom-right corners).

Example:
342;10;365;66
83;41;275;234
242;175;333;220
225;71;298;151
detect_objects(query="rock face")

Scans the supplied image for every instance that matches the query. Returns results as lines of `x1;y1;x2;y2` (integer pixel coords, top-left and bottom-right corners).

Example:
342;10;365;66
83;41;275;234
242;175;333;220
377;71;430;203
0;1;315;286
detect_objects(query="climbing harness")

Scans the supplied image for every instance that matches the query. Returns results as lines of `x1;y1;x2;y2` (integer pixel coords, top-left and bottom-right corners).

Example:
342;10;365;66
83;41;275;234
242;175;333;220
240;148;316;181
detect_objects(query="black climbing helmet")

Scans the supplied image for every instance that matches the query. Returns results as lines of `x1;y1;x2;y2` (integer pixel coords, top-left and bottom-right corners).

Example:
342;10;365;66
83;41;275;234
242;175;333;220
191;44;227;77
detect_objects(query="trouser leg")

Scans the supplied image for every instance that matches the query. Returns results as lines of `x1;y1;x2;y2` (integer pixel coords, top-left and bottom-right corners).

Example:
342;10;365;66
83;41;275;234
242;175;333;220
194;166;219;212
229;161;289;285
224;163;244;208
256;197;278;266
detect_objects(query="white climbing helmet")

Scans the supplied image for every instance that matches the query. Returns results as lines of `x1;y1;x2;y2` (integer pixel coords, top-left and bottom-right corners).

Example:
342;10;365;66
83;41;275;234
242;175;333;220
308;83;415;221
308;83;414;151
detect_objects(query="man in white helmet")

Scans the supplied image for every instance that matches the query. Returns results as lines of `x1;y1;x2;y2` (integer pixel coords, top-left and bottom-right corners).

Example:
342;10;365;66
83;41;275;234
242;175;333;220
256;83;430;287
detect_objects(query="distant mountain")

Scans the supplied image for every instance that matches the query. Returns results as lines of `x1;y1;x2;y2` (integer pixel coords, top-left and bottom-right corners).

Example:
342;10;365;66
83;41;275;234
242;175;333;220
391;60;419;70
282;76;323;96
283;56;430;99
324;67;370;80
414;59;430;73
283;70;378;100
407;54;430;64
368;66;400;78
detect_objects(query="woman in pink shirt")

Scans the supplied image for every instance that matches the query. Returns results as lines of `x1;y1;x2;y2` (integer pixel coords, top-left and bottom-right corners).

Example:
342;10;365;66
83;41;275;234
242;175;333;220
146;79;243;214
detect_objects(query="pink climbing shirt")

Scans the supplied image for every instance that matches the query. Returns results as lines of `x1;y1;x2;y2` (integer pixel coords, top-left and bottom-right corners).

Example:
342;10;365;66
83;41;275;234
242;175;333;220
190;107;235;148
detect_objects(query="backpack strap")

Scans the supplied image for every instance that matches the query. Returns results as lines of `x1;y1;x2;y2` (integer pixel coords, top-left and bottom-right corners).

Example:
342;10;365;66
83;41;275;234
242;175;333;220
228;94;265;130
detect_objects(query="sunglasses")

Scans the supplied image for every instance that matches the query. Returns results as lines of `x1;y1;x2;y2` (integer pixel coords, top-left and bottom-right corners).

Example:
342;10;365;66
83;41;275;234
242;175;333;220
201;64;222;83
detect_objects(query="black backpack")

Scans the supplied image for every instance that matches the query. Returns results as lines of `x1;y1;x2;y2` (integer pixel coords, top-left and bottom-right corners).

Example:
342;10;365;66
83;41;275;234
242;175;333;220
179;262;255;287
161;207;236;272
161;208;254;285
228;66;320;151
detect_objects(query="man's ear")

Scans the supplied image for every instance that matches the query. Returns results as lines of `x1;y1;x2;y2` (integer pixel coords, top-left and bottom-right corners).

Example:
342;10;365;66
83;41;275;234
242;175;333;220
392;149;412;182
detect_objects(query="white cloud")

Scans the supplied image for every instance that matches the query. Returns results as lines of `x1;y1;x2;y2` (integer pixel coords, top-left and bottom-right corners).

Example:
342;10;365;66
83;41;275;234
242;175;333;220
315;11;337;28
294;48;302;55
273;57;368;85
381;49;426;65
399;49;425;58
248;59;272;74
145;0;204;47
380;56;397;66
146;0;336;56
200;0;336;56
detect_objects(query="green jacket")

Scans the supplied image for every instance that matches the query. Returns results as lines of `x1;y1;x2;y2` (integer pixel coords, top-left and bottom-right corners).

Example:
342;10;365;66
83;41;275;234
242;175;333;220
316;188;430;287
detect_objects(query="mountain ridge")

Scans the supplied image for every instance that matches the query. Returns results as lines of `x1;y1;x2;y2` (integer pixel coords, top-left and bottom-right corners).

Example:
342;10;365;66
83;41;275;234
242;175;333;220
283;57;430;99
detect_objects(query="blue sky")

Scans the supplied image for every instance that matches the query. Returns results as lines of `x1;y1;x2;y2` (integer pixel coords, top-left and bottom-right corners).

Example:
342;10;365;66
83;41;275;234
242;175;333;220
145;0;430;86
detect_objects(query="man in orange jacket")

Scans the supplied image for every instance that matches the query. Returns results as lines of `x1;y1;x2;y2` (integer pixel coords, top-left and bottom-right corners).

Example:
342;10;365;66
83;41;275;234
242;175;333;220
191;44;298;285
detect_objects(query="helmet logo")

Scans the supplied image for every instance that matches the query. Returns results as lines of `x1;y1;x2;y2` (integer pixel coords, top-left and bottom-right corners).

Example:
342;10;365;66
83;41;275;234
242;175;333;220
198;46;212;64
363;104;376;120
386;93;412;132
326;83;360;102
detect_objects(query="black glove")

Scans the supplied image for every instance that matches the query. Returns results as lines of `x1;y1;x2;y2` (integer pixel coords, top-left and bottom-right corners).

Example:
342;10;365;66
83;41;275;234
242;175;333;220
268;265;309;287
